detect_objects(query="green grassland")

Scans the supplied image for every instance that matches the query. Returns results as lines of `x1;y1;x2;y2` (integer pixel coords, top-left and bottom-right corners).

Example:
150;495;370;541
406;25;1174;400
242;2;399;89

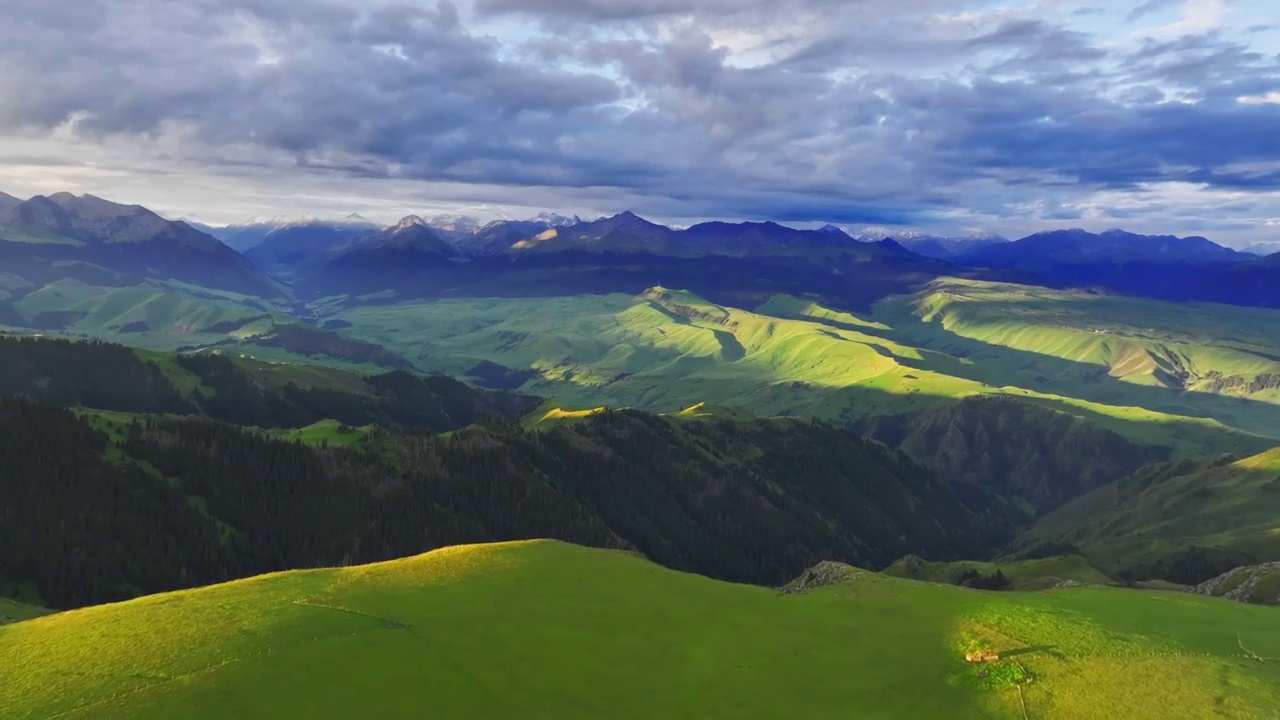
322;280;1280;458
4;541;1279;719
280;419;373;447
12;279;268;344
884;555;1117;590
1018;449;1280;579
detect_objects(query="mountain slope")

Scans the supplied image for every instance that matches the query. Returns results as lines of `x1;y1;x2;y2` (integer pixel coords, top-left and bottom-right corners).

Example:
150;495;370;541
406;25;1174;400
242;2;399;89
460;219;558;255
0;335;528;431
868;396;1167;511
0;193;283;299
953;229;1280;309
0;393;999;608
849;229;1010;260
313;216;458;288
244;218;379;272
1016;449;1280;585
5;541;1280;720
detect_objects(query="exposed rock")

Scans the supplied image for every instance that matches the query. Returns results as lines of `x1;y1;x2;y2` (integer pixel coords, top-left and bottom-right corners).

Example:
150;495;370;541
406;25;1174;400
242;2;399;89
781;561;864;594
1194;562;1280;604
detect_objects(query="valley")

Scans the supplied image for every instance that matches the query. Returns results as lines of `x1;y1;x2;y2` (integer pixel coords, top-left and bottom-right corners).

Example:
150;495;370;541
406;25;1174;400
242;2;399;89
3;191;1280;719
10;3;1280;715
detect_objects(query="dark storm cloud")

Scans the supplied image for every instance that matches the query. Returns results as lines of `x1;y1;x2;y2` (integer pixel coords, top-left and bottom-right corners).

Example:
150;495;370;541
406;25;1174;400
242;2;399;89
1;0;1280;231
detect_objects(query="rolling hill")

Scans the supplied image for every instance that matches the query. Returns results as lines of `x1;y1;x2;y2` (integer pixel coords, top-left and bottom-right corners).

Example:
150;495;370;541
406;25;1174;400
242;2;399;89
4;540;1279;719
322;280;1280;503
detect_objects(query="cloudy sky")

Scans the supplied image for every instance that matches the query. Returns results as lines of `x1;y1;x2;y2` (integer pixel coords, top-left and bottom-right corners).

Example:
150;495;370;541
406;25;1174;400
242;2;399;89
1;0;1278;245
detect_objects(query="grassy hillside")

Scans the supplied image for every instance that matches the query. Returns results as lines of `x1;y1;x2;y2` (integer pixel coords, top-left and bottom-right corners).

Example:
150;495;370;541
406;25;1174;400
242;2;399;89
324;282;1280;452
4;541;1279;719
1017;449;1280;584
0;279;415;371
319;281;1279;512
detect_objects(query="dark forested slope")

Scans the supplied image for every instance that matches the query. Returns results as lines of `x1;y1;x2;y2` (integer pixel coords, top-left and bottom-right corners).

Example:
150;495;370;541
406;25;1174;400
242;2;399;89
0;400;1004;609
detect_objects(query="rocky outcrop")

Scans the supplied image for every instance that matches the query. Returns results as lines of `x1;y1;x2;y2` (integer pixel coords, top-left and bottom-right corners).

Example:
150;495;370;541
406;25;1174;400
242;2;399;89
781;561;865;594
1194;562;1280;605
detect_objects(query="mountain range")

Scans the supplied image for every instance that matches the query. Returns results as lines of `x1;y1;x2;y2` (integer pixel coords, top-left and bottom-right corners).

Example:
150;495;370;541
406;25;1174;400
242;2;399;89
5;190;1280;311
959;228;1245;266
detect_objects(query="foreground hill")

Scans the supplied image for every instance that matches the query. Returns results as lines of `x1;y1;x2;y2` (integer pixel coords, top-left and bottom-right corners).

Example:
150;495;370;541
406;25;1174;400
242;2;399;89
1017;449;1280;585
4;541;1279;719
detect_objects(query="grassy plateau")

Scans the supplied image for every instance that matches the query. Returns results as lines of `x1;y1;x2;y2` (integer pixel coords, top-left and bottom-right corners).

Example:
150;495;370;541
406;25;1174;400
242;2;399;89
4;541;1279;719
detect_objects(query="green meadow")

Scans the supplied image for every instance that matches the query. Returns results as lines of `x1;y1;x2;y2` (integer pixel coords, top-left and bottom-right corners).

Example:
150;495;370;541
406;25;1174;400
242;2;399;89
4;541;1279;719
280;419;374;447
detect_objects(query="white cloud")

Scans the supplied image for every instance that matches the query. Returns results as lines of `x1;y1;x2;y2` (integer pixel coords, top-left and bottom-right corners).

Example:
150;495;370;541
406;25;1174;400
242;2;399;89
1238;91;1280;105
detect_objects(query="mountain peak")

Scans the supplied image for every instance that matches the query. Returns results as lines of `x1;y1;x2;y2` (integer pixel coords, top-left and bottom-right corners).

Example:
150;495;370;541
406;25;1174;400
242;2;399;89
531;211;580;227
394;215;428;231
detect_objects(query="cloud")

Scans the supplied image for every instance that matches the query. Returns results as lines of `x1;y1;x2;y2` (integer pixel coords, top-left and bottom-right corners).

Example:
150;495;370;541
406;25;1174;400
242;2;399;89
1126;0;1182;23
0;0;1277;243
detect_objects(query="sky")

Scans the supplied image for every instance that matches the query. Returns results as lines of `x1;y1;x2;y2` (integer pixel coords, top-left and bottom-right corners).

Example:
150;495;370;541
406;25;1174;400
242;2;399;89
1;0;1279;247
